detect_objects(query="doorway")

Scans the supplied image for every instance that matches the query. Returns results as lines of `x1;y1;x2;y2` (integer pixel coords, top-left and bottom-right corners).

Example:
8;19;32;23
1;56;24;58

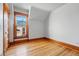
14;11;29;39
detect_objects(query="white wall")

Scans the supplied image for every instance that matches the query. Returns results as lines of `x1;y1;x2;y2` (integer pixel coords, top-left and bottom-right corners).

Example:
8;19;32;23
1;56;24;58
8;4;14;42
46;4;79;46
29;20;45;39
0;3;3;55
29;7;49;39
14;6;29;14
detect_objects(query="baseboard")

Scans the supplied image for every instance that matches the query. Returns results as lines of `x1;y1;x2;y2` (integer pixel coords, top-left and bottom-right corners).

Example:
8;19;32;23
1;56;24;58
8;37;45;47
8;37;79;52
45;37;79;52
8;38;29;48
29;37;46;40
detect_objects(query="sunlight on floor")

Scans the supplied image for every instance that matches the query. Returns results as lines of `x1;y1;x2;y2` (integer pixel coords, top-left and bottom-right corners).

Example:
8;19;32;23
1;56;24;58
6;43;28;56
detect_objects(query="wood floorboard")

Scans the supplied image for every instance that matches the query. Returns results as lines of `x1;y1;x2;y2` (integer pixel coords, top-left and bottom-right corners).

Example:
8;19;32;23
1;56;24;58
5;38;79;56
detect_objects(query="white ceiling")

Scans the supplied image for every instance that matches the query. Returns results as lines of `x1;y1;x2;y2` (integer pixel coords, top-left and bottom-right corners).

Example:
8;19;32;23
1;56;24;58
13;3;65;21
14;3;65;12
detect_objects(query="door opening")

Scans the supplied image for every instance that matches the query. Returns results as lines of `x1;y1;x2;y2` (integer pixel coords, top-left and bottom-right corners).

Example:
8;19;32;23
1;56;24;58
14;12;29;39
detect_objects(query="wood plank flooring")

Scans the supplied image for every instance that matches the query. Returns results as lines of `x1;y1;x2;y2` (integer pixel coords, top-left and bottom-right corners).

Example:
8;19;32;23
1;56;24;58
5;38;79;56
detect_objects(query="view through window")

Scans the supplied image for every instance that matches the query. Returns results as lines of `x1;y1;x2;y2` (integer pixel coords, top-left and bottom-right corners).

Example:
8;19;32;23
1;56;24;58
16;15;26;38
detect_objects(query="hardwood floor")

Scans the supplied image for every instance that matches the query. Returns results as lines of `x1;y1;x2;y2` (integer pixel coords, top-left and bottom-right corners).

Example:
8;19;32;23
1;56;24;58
5;38;79;56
